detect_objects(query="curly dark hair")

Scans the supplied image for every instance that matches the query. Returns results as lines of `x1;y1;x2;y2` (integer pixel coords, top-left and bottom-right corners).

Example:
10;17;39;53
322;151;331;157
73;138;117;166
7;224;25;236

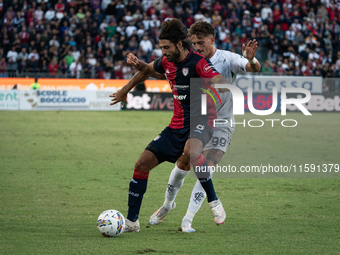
188;21;216;37
159;18;191;49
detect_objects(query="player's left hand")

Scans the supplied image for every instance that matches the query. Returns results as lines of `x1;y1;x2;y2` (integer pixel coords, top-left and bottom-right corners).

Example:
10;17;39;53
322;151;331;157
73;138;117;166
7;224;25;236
242;39;258;61
126;53;140;69
109;89;128;107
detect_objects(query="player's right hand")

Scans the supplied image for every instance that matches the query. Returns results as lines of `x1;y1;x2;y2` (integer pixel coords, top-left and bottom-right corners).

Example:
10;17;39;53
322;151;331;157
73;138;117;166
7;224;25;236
109;89;128;107
126;53;140;69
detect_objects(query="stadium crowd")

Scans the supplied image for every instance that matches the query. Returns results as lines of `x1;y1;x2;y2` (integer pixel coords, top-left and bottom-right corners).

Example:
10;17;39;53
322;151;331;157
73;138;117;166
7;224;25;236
0;0;340;79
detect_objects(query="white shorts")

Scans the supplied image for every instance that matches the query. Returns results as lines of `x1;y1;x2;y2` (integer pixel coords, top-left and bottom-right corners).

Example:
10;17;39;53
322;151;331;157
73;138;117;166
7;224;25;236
203;127;234;153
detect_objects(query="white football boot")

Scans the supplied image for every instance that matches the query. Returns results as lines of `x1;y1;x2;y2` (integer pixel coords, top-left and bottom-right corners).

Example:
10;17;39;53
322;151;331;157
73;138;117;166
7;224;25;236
124;219;140;232
209;199;226;225
149;202;176;225
181;219;196;233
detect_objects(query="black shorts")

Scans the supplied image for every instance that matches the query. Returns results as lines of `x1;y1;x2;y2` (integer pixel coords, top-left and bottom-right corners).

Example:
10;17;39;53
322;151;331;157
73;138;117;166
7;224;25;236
146;124;213;164
189;122;213;147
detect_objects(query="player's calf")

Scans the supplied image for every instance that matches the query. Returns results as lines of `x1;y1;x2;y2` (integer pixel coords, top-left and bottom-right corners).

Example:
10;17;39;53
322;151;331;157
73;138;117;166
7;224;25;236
127;150;159;224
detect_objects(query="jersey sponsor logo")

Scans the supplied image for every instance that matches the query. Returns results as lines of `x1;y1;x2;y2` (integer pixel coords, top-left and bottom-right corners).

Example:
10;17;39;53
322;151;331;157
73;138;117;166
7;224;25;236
182;67;189;76
166;69;170;74
153;135;161;141
129;191;140;197
173;95;187;100
203;64;212;73
173;85;189;89
196;124;205;130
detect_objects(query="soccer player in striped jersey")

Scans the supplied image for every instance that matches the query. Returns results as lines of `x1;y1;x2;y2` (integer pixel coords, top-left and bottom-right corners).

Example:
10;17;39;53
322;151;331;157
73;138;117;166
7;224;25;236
110;19;231;232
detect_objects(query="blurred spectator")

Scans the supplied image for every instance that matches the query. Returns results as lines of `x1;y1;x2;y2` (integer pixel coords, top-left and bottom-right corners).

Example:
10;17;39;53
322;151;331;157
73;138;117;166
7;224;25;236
262;60;273;74
35;6;44;21
71;46;81;62
55;0;65;13
294;65;302;76
49;35;60;48
28;49;39;61
253;12;262;29
335;52;340;76
139;35;153;55
88;53;97;68
13;11;25;27
322;84;329;93
45;7;55;21
99;19;108;33
28;57;39;72
0;57;7;77
261;4;272;21
40;49;51;65
114;60;123;79
7;46;18;63
103;49;113;79
40;59;49;73
48;59;58;76
83;59;92;78
17;47;28;61
101;0;111;11
70;59;82;78
19;26;29;48
122;63;133;79
305;32;317;45
303;65;314;76
285;26;296;42
94;61;104;78
63;50;74;67
106;21;116;38
59;58;69;76
126;21;137;38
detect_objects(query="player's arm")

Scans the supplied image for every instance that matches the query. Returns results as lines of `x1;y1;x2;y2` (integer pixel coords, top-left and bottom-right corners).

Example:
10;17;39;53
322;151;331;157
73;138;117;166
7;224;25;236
210;74;230;92
242;39;261;73
127;53;166;80
196;58;231;92
109;62;155;106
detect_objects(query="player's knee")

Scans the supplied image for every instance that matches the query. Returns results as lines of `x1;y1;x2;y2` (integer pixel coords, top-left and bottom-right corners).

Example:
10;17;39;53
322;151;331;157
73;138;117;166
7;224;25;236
134;160;142;171
134;159;149;172
183;146;190;159
191;150;201;161
184;146;201;161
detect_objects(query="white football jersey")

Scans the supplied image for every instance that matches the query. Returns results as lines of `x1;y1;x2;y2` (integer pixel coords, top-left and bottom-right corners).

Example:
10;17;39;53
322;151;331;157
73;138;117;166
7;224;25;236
209;49;248;129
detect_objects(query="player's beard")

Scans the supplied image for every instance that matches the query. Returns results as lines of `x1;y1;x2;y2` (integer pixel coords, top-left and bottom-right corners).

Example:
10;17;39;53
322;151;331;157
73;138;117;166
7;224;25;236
166;46;181;62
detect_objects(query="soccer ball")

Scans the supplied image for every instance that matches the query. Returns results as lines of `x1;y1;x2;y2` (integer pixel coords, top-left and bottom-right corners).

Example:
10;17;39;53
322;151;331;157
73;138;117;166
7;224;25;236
97;209;125;237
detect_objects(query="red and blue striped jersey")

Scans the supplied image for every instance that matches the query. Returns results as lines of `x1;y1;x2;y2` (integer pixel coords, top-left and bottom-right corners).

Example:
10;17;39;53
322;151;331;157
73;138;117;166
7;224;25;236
154;49;219;129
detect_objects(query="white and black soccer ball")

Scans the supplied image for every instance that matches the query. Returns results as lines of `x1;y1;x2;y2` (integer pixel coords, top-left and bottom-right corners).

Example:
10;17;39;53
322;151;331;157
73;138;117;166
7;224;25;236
97;210;125;237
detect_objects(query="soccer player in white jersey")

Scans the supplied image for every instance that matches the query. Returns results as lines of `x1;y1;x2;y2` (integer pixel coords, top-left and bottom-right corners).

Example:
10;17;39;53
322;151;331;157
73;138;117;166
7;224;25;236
146;21;261;232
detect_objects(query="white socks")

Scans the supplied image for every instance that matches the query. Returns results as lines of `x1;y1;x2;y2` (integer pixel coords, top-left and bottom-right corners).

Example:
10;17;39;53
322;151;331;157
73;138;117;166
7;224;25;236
184;179;207;220
163;165;189;210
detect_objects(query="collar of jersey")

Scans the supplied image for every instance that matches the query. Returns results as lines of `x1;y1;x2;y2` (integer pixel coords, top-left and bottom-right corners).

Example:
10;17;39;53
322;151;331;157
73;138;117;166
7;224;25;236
175;49;192;65
209;48;219;62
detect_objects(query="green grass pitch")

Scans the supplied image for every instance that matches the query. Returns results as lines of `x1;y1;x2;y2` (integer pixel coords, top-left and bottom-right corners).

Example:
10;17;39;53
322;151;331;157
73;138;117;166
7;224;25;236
0;111;339;255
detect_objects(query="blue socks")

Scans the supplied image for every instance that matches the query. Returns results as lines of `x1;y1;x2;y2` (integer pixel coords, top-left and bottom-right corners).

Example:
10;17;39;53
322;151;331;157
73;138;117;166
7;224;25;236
127;169;149;222
192;155;218;203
